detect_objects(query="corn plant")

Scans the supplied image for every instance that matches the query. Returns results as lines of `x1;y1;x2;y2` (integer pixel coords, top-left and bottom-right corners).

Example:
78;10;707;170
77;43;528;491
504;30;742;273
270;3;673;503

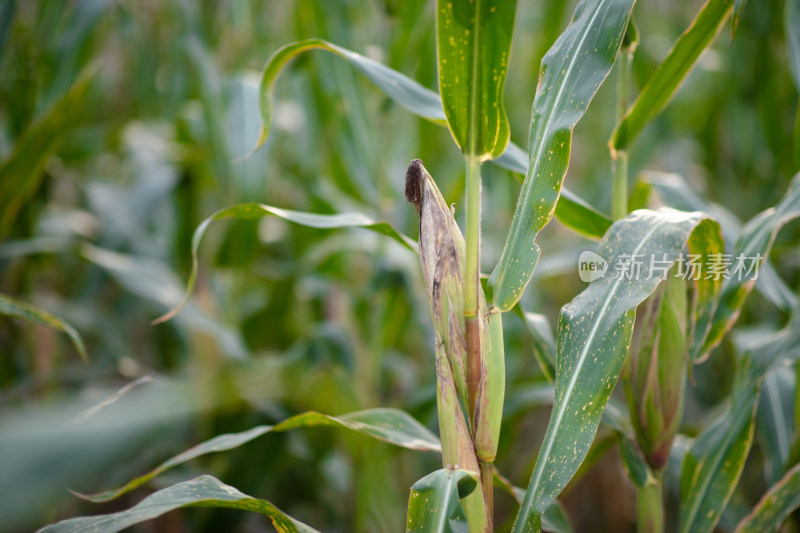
14;0;800;531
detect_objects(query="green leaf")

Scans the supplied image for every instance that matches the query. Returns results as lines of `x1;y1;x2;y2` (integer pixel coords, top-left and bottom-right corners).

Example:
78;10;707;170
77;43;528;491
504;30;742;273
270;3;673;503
76;408;439;503
679;359;759;533
79;244;249;360
153;203;416;324
435;0;515;159
731;0;748;40
611;0;734;151
680;307;800;533
645;171;797;312
255;37;609;240
513;208;723;531
256;38;446;148
786;0;800;90
691;173;800;362
735;462;800;533
0;67;94;239
758;369;796;484
405;468;478;533
41;475;318;533
0;293;87;362
495;143;612;240
489;0;636;312
513;307;557;383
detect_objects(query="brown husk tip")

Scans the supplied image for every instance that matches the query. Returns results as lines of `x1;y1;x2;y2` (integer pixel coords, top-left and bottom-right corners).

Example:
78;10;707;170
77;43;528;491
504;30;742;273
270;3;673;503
405;159;423;213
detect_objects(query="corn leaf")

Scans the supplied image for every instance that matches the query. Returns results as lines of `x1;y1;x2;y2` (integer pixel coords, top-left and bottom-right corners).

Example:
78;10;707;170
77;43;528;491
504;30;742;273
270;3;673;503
40;475;319;533
0;67;93;239
436;0;515;159
405;468;478;533
513;208;723;531
488;0;636;312
758;369;796;485
735;462;800;533
495;143;612;240
786;0;800;90
645;171;797;312
154;203;416;324
680;361;759;533
76;408;439;503
255;37;610;240
0;293;87;362
611;0;733;151
691;173;800;362
680;307;800;533
731;0;748;40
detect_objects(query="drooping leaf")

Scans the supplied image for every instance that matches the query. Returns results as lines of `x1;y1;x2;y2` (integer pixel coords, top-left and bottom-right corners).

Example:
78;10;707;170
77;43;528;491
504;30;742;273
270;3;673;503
153;203;416;324
611;0;734;151
405;468;478;533
0;67;94;239
691;173;800;362
255;37;609;239
512;208;723;531
489;0;636;312
436;0;515;159
77;408;439;503
257;38;446;148
40;475;318;533
735;462;800;533
0;293;87;362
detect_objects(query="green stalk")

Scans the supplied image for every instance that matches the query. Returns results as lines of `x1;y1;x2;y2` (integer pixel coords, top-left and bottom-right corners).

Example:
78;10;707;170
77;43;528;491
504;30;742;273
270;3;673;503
612;27;636;220
636;474;664;533
464;155;483;422
465;155;491;528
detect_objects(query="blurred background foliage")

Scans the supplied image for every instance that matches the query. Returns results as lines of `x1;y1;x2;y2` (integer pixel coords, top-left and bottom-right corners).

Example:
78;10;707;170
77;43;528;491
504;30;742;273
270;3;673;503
0;0;798;532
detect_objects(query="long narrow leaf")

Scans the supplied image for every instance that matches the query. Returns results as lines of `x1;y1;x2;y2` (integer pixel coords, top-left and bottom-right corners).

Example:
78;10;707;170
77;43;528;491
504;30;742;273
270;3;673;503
76;408;439;503
680;306;800;533
0;293;87;362
691;173;800;362
255;37;610;240
40;475;319;533
0;67;93;239
735;462;800;533
611;0;733;151
436;0;515;159
489;0;636;312
153;203;415;324
406;468;478;533
679;360;759;533
513;208;723;531
645;171;797;312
